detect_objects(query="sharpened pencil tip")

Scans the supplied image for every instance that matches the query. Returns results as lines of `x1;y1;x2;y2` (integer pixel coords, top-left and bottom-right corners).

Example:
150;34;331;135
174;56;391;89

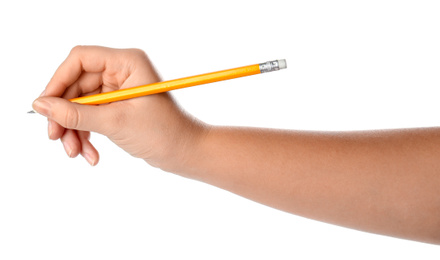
27;110;36;114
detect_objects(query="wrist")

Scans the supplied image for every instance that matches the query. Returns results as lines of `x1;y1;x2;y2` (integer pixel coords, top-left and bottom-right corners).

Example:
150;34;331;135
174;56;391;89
174;119;212;178
150;112;212;177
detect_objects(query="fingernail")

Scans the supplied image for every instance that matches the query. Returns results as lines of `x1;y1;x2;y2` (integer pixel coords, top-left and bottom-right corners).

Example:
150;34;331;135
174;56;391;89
83;153;96;166
48;120;53;139
63;142;73;157
39;90;46;97
32;99;51;117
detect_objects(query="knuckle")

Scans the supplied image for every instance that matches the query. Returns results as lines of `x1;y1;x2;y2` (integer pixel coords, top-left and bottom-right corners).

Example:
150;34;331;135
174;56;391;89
128;48;146;56
128;48;149;61
69;45;86;57
64;107;80;129
70;45;83;53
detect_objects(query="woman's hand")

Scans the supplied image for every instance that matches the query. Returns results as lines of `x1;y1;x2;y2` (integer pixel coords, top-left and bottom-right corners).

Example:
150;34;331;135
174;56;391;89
33;46;206;171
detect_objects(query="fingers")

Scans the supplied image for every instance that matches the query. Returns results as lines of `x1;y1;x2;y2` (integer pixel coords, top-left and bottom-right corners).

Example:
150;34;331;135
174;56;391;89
46;72;103;141
33;96;104;166
48;119;65;141
60;130;99;166
61;129;81;157
61;72;103;100
32;96;114;135
78;131;99;166
44;46;111;97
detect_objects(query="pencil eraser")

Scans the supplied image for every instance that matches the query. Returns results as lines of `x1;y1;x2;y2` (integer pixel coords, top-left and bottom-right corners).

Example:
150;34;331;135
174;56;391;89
278;59;287;69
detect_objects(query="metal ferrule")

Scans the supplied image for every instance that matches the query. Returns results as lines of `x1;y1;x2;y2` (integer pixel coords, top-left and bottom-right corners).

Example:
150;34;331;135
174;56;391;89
259;60;281;73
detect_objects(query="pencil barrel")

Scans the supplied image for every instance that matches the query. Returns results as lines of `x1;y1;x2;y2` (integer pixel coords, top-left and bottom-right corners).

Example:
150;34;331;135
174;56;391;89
68;60;286;105
70;64;261;105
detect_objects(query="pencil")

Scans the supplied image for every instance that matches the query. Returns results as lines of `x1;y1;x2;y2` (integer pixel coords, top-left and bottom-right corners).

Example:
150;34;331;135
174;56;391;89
29;59;286;112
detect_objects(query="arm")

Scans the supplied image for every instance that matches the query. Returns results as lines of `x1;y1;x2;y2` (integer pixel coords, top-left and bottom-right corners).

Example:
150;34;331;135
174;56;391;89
179;126;440;244
33;46;440;244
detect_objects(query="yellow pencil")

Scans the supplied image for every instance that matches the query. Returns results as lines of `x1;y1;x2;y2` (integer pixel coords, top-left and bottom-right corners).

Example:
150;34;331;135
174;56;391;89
30;59;286;111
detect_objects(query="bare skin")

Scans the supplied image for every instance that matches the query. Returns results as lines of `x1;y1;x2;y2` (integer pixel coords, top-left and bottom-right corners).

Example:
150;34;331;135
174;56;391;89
33;46;440;244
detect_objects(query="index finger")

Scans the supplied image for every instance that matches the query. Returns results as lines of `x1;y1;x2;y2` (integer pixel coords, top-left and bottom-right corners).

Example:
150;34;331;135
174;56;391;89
43;45;112;97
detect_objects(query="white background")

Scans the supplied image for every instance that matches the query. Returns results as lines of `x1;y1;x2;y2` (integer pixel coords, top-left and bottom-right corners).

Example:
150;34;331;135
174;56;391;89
1;0;439;259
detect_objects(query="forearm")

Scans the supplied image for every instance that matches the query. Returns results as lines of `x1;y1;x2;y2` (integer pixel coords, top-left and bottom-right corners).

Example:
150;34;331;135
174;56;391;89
180;126;440;244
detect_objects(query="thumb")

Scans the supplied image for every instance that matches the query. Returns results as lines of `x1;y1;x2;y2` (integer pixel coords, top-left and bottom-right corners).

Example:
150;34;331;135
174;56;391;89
32;97;110;134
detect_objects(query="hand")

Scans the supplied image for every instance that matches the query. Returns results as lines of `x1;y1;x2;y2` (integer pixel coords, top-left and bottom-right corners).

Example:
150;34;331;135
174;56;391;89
32;46;206;170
